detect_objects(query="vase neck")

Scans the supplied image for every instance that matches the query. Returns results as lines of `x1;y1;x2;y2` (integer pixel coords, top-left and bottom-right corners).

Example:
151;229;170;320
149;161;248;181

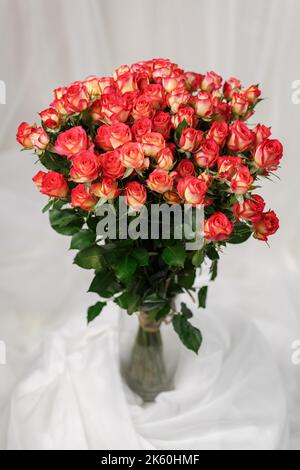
138;310;162;333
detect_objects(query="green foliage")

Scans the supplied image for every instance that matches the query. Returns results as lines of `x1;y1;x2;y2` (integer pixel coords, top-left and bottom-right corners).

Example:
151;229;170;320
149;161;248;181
70;229;96;251
73;245;103;270
87;301;106;323
172;314;202;354
40;151;71;175
88;269;122;298
49;208;84;236
115;291;141;315
113;256;138;283
162;243;187;268
228;223;253;244
198;286;208;308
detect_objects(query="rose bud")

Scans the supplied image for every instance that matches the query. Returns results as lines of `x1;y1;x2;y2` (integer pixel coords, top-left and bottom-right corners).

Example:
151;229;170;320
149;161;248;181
217;156;242;180
198;172;212;186
244;85;261;105
147;169;173;194
141;132;165;157
54;126;88;158
179;128;203;153
70;151;99;183
144;84;165;109
253;210;279;241
253;124;271;146
100;93;130;124
16;122;35;149
113;64;130;80
201;71;222;93
232;194;265;222
119;142;146;170
91;177;119;200
213;98;231;121
193;92;214;119
39;108;60;131
254;139;283;170
131;94;154;120
227;121;254;152
32;171;46;190
124;181;147;211
99;149;126;179
207;121;229;147
63;81;90;113
152;112;172;139
230;165;254;195
204;212;234;241
38;171;69;199
166;87;190;113
164;190;182;205
161;75;185;93
95;123;131;151
194;139;219;168
82;76;102;98
135;71;150;91
171;106;196;129
131;118;152;142
184;72;202;92
30;127;50;151
97;76;114;93
231;93;249;117
116;72;138;95
156;147;174;171
71;184;97;211
223;77;242;100
89;99;102;123
177;176;207;206
176;159;195;178
53;87;67;101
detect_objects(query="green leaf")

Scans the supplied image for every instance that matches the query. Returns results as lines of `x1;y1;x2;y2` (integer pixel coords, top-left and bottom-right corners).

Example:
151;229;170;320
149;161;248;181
192;249;205;267
155;304;171;321
87;301;106;323
70;229;96;251
39;151;71;174
73;245;103;270
42;199;54;213
162;243;187;268
114;256;138;283
181;302;193;319
132;248;150;267
198;286;208;308
49;208;84;236
175;119;189;141
142;293;168;312
178;268;196;289
228;223;252;244
88;270;121;298
210;260;218;281
205;244;220;261
115;291;141;314
172;314;202;354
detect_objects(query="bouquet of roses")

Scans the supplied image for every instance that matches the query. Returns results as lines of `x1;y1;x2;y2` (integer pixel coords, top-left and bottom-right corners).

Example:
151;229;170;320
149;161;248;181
16;58;282;360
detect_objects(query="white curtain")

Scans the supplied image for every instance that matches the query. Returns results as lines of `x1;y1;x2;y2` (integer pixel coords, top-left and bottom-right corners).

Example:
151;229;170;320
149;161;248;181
0;0;299;449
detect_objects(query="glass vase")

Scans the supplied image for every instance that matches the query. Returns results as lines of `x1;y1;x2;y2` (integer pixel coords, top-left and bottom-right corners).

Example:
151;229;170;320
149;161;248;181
125;311;173;402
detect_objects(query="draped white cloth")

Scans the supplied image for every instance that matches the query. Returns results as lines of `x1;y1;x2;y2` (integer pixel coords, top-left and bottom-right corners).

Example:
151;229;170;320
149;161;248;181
5;303;289;450
0;0;299;450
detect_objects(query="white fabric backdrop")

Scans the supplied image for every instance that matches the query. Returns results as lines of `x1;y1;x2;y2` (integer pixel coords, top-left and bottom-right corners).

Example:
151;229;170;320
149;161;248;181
0;0;299;450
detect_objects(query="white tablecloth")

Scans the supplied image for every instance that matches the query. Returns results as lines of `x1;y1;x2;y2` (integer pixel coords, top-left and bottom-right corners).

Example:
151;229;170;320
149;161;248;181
5;303;288;450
